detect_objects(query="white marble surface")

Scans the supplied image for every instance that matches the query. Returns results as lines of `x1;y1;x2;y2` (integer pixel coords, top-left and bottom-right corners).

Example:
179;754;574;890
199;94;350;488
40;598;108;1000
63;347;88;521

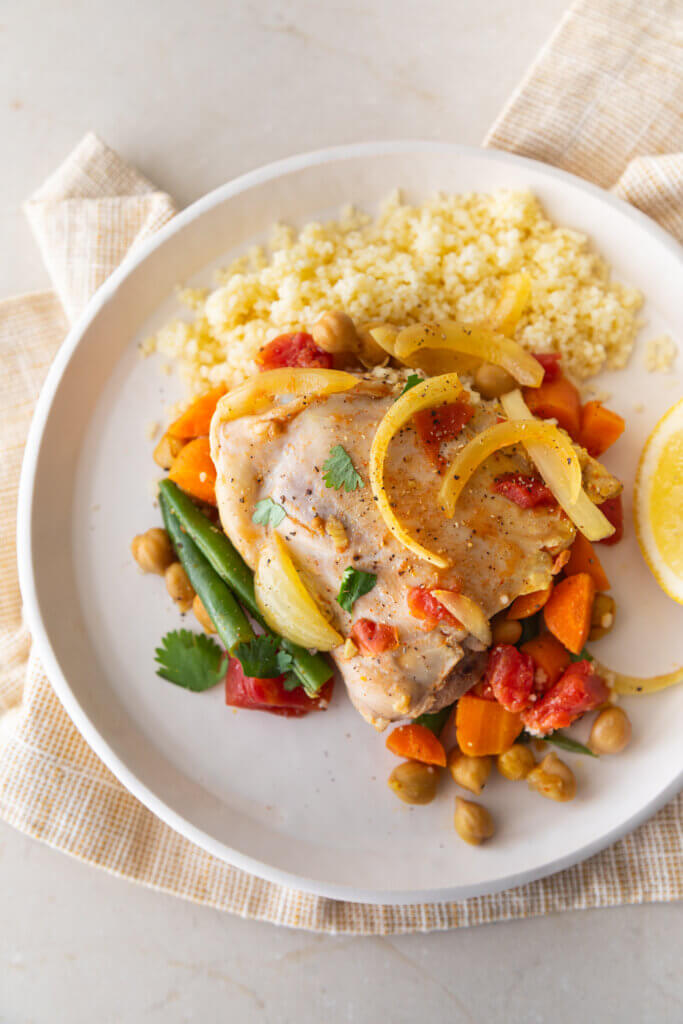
1;1;681;1021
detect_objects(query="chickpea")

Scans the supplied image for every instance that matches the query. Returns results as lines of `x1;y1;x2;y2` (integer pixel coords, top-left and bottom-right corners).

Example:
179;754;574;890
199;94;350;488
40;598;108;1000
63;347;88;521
311;311;359;354
474;362;516;399
165;561;195;612
388;760;439;805
589;706;632;755
527;753;576;802
131;527;175;575
355;322;392;367
447;748;492;795
153;432;186;470
497;743;536;781
193;594;216;634
589;593;616;641
454;796;495;845
491;617;523;645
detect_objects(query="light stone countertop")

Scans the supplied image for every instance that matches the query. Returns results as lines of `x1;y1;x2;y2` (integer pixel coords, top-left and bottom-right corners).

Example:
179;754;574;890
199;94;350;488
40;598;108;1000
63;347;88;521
1;1;681;1021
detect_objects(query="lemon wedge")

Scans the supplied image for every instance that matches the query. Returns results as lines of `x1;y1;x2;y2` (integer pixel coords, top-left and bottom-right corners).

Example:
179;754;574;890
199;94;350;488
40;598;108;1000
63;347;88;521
634;397;683;604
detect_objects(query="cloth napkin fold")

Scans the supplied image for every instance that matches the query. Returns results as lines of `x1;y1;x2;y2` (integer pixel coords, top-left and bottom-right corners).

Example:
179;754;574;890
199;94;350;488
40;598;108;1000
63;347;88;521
1;0;682;934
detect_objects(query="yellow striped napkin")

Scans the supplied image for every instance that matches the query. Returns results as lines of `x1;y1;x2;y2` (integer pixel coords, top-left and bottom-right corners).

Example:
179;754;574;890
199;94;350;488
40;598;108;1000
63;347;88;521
1;0;681;933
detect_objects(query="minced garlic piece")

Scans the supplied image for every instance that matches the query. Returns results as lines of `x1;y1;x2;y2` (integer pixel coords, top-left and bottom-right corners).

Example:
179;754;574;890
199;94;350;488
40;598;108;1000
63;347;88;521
342;638;358;659
325;517;349;552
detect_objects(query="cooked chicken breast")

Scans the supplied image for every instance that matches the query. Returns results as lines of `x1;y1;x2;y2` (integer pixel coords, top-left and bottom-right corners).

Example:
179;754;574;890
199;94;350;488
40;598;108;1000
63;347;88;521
211;373;576;729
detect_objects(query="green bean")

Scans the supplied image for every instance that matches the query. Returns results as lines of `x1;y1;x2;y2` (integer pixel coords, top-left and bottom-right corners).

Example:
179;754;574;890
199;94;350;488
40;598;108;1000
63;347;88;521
159;480;333;694
160;492;254;652
159;479;258;617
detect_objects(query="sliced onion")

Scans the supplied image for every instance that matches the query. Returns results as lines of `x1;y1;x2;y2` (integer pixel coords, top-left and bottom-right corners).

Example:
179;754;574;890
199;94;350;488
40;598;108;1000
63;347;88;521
432;590;492;647
501;390;615;542
213;368;358;425
394;321;543;388
254;534;343;651
488;272;532;337
439;418;581;517
368;325;399;357
595;661;683;695
369;373;464;567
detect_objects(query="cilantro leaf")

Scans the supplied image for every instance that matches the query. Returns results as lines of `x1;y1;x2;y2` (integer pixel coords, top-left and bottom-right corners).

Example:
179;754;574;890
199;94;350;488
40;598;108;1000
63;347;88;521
322;445;363;492
276;648;295;675
415;704;452;736
155;629;227;692
233;635;281;678
281;672;301;692
545;732;598;757
336;566;377;613
569;647;594;663
252;498;287;528
399;373;423;397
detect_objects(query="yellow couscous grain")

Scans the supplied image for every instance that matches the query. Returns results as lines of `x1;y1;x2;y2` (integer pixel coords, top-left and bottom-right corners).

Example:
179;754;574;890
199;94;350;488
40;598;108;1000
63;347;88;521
146;190;642;394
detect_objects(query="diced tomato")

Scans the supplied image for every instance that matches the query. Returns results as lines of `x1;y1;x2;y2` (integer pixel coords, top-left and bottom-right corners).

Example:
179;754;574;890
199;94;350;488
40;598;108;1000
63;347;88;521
257;332;334;370
406;587;462;631
413;399;474;469
492;472;556;509
532;352;561;382
521;660;609;735
484;643;535;713
472;679;496;700
350;618;400;656
224;658;334;717
596;494;624;546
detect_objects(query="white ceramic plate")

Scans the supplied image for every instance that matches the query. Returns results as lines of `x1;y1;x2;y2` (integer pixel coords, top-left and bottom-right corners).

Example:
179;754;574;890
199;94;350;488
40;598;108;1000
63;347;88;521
18;142;683;904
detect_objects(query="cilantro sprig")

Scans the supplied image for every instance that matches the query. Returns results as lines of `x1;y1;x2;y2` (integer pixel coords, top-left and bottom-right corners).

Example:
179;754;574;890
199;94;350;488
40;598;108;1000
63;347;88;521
322;445;363;492
233;634;294;679
545;732;597;757
336;567;377;613
252;498;287;528
155;630;227;692
399;373;423;397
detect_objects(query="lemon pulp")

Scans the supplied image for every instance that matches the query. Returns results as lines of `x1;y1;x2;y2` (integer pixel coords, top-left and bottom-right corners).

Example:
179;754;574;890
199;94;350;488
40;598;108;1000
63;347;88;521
649;427;683;578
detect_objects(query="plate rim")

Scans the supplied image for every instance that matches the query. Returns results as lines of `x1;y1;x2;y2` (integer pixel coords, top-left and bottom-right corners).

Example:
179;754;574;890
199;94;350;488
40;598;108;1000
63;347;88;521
17;139;683;905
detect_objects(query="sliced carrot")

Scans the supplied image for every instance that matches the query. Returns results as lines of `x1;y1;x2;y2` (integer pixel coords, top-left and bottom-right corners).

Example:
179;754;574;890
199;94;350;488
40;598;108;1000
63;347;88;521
579;401;625;457
520;634;570;689
565;532;610;591
386;723;447;767
507;585;553;620
524;373;582;440
168;436;217;505
543;572;595;654
167;387;227;440
455;695;523;756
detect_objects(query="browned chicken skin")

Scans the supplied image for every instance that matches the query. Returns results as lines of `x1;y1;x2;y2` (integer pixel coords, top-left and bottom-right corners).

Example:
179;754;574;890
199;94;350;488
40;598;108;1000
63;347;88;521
211;372;578;729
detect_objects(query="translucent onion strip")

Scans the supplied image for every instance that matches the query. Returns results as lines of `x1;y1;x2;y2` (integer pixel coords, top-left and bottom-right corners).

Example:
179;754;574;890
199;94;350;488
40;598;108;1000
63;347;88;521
432;590;492;647
369;373;464;568
213;368;359;425
394;321;543;388
596;661;683;695
439;419;581;518
501;390;615;542
488;272;532;337
254;533;343;651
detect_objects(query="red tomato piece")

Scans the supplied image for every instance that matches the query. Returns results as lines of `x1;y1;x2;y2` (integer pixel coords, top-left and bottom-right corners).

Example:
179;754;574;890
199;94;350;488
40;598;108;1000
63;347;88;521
492;472;556;509
257;332;334;370
521;660;609;735
350;618;400;656
484;643;535;713
596;494;624;546
406;587;462;631
413;399;474;469
532;352;562;382
224;658;334;717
